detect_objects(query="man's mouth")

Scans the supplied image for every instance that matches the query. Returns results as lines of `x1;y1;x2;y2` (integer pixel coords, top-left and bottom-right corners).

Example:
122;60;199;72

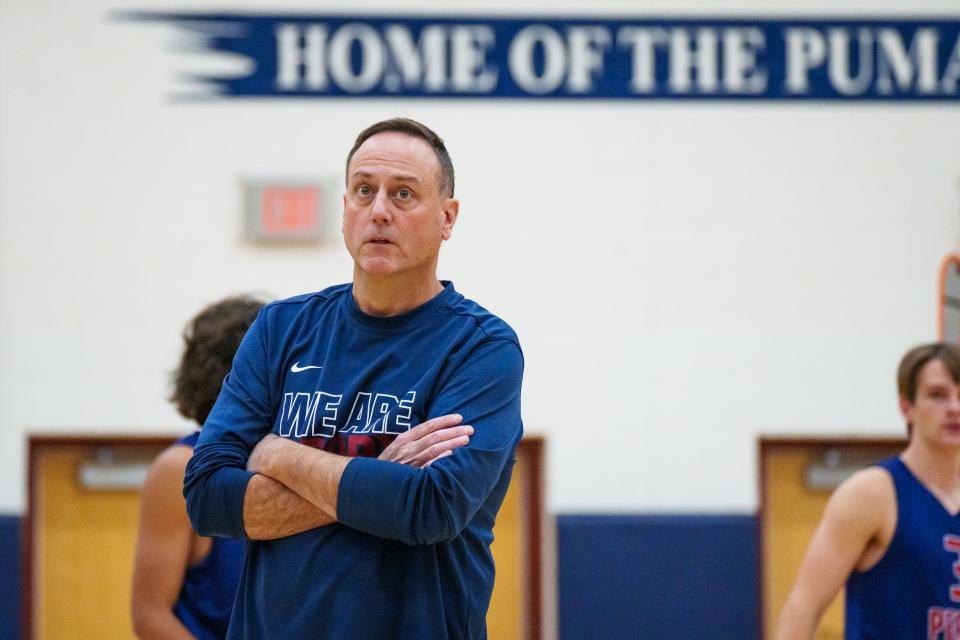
368;237;392;245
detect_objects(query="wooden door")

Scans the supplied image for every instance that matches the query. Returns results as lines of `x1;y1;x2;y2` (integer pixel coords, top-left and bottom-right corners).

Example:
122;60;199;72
29;439;168;640
759;438;903;640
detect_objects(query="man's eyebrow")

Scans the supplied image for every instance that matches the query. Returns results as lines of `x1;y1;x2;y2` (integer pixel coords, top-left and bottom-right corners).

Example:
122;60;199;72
351;170;423;184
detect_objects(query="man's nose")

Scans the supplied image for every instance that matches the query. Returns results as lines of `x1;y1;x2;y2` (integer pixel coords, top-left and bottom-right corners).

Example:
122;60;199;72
371;190;391;223
950;394;960;413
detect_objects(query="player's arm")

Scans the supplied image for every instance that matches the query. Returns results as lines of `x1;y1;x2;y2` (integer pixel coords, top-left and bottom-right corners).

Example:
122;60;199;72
131;445;197;640
250;339;523;545
775;467;894;640
183;309;333;540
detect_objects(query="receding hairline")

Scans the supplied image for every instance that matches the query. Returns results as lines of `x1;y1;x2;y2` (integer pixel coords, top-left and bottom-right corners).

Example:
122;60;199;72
347;134;441;186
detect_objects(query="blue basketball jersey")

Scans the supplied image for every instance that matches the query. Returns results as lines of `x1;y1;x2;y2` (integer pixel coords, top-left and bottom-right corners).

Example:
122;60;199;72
172;432;245;640
845;456;960;639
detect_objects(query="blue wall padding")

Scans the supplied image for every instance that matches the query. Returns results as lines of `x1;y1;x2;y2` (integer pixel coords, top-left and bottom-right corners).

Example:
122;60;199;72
0;515;19;640
558;514;759;640
0;512;759;640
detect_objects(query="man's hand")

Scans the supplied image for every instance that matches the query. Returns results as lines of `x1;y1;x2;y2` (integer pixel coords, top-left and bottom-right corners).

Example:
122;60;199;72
378;414;473;468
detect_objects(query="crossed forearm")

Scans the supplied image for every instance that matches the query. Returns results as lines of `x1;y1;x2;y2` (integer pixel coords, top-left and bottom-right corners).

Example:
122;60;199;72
253;438;349;517
242;473;335;540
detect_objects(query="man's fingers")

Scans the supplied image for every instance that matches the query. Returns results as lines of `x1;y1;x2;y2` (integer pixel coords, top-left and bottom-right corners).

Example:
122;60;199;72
421;425;473;448
423;449;454;468
407;425;472;462
406;414;463;440
417;435;470;466
380;416;471;467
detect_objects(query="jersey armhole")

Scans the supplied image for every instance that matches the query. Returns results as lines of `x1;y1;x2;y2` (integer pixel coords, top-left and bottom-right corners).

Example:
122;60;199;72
851;465;899;576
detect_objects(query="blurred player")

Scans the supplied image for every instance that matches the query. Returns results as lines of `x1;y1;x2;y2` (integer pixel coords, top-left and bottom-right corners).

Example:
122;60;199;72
776;342;960;639
132;295;263;639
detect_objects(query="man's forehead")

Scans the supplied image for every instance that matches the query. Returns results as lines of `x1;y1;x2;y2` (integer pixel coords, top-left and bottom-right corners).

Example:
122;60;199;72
350;132;439;173
920;359;960;386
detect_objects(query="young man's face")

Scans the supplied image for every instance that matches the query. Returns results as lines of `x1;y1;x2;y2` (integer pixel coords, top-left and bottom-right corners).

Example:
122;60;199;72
902;358;960;447
342;131;458;280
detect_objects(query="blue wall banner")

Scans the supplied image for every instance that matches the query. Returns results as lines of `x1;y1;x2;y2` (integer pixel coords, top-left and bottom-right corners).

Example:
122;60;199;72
121;13;960;101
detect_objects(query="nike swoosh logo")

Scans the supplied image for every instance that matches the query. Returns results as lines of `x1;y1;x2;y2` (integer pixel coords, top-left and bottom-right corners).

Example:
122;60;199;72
291;362;323;373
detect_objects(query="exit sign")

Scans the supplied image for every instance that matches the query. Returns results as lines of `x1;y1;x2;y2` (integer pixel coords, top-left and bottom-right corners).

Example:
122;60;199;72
244;179;334;242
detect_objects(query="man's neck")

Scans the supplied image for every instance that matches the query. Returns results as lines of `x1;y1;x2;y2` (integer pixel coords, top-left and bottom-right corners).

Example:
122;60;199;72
901;440;960;496
352;269;444;317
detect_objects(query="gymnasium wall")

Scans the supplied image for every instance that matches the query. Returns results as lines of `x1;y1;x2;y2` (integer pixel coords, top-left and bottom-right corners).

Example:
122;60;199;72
2;0;958;637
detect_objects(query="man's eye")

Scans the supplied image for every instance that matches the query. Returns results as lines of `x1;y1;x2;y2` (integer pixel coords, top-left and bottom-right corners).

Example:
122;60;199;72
357;185;372;196
397;189;412;199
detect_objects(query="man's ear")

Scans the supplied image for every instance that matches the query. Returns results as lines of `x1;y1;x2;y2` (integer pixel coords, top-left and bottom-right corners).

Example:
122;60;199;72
441;198;459;241
899;395;913;423
341;194;347;233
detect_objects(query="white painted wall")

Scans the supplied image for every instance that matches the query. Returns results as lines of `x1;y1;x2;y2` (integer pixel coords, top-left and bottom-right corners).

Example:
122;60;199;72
2;0;959;514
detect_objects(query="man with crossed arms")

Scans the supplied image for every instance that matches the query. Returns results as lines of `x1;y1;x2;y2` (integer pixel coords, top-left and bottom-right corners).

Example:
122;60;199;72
184;118;524;639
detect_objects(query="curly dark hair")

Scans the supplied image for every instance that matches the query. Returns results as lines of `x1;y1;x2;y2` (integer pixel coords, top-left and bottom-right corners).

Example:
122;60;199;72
170;295;265;426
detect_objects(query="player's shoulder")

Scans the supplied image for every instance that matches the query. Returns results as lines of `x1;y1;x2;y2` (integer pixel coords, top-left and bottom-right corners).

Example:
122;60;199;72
147;440;195;486
445;283;520;347
826;464;896;522
139;441;195;522
840;465;895;497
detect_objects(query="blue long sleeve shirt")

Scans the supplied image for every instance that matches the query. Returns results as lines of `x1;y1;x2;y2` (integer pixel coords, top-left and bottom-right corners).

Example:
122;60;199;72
183;282;524;639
